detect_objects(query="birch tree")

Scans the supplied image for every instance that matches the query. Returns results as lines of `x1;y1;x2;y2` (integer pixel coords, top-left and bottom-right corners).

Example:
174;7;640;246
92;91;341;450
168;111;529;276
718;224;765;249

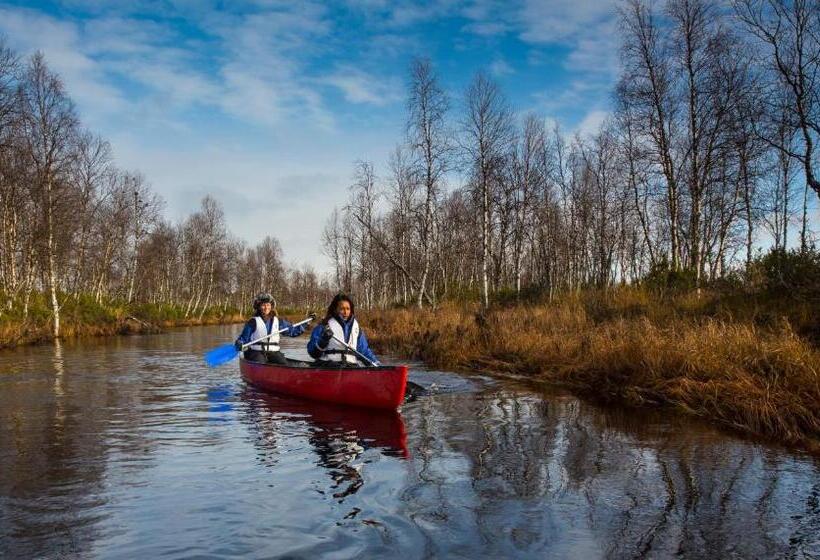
463;71;513;307
407;58;450;307
733;0;820;200
18;53;78;337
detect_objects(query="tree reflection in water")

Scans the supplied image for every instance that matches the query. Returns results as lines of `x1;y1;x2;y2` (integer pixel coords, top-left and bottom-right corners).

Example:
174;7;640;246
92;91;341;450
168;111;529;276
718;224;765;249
400;389;820;559
0;338;159;559
240;388;408;499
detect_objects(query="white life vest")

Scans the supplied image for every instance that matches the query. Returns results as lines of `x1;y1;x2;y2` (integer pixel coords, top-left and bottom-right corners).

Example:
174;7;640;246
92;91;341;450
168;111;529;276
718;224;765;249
249;316;280;352
322;317;359;364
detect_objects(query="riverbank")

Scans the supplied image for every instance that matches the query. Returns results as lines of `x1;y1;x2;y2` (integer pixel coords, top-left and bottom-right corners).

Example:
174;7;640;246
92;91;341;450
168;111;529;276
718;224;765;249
364;287;820;454
0;295;244;348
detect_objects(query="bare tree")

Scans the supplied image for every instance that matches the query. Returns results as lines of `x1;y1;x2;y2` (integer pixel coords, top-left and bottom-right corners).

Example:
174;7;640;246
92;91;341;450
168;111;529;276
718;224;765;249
463;71;513;307
733;0;820;200
70;130;111;295
18;52;78;337
123;172;159;303
387;146;419;304
407;58;450;308
620;0;683;270
321;207;344;289
669;0;742;283
511;115;546;295
0;39;22;307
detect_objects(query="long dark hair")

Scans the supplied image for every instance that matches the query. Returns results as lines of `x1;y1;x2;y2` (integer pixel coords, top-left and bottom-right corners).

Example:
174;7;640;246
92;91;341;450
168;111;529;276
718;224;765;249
323;293;355;324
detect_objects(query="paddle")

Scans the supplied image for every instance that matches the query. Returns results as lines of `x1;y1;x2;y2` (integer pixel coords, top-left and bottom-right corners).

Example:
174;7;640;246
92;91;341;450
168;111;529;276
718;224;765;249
328;333;379;367
204;316;315;367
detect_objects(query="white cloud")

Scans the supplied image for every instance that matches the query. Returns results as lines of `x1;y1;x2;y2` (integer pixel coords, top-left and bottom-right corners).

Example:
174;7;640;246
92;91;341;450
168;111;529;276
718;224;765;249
219;66;287;126
109;134;360;273
1;3;346;131
83;16;179;55
460;0;510;34
463;20;509;36
344;0;459;29
435;0;621;106
60;0;225;19
387;4;432;27
344;0;390;9
325;66;401;105
564;22;619;76
0;8;128;119
575;109;609;137
489;57;514;76
202;4;336;129
518;0;615;44
518;1;619;78
530;79;603;114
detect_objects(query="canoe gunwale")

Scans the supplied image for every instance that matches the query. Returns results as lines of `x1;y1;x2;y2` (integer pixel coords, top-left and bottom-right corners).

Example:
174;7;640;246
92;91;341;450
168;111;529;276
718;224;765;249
240;357;401;372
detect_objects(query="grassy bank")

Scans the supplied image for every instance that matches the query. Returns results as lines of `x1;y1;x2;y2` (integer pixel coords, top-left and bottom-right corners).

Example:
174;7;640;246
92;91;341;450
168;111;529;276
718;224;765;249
364;287;820;453
0;293;244;348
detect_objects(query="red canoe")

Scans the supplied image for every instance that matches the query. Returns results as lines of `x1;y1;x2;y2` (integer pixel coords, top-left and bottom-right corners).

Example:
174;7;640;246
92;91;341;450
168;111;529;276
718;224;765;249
239;358;408;410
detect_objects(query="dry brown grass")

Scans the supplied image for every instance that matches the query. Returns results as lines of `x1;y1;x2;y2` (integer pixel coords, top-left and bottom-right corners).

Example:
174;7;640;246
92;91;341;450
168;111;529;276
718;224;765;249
0;313;245;349
364;291;820;453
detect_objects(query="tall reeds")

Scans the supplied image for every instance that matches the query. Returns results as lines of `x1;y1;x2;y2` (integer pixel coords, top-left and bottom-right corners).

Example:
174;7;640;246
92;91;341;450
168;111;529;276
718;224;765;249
364;288;820;452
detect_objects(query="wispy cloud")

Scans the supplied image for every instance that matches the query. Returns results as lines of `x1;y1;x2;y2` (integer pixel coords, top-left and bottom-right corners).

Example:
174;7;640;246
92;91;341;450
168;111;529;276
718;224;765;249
530;79;607;114
0;7;128;118
517;0;614;43
325;66;402;105
517;0;619;77
202;4;335;128
462;20;509;36
488;57;514;76
0;3;347;131
575;109;610;137
344;0;459;29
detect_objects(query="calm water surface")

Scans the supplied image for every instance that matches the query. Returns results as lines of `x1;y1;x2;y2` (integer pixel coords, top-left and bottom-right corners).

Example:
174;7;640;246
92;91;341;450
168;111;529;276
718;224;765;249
1;325;818;559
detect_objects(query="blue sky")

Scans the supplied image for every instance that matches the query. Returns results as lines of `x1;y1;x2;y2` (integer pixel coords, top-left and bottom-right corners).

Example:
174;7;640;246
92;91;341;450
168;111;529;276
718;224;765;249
0;0;620;272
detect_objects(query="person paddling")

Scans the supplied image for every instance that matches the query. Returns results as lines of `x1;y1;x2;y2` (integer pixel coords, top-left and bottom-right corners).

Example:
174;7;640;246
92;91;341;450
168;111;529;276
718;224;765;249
235;293;310;364
307;293;379;366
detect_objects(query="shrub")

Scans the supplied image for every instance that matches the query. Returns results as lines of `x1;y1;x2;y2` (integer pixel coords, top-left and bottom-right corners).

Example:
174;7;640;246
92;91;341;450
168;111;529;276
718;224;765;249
747;247;820;299
641;258;698;294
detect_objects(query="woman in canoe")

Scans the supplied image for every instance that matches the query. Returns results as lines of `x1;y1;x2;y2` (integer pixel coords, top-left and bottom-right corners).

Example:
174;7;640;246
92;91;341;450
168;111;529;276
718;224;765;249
234;293;311;364
307;293;380;366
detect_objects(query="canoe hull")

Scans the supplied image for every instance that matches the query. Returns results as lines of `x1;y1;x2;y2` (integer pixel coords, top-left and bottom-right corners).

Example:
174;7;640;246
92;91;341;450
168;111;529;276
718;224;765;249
239;359;408;410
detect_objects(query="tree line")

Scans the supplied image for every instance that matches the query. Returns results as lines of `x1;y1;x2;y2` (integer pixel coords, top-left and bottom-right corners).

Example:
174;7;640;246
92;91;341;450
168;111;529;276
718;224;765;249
0;41;331;337
324;0;819;308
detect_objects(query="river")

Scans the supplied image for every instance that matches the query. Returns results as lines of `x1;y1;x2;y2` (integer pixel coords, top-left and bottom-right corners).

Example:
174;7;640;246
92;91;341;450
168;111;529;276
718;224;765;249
0;325;818;559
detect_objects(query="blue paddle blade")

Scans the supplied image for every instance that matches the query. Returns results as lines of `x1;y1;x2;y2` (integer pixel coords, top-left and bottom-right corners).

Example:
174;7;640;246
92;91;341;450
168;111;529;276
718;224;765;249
204;343;239;367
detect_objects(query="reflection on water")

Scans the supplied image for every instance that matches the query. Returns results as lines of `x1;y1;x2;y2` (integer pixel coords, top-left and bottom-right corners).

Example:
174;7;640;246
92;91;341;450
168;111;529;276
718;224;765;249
243;388;409;458
0;326;818;559
241;389;408;500
401;390;820;558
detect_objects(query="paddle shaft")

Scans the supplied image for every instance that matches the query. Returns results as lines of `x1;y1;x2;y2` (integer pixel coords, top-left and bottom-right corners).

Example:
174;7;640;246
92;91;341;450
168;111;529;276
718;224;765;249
329;333;378;367
241;317;313;351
